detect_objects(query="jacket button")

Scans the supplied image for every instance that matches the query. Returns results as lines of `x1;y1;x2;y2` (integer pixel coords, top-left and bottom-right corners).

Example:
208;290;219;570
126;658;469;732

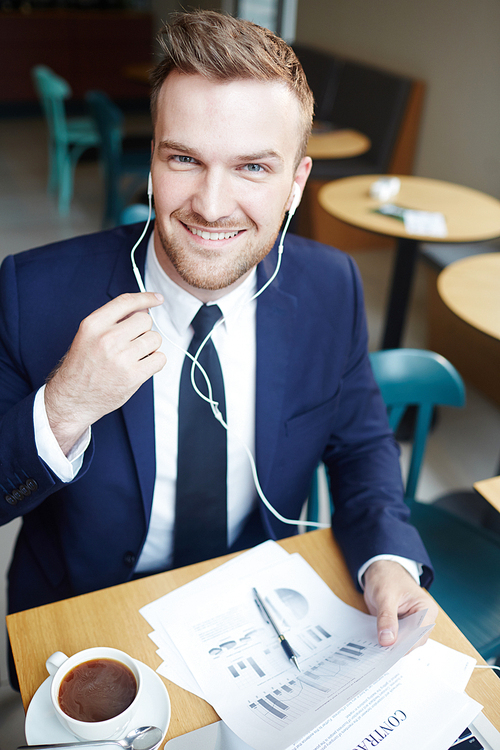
18;484;31;497
5;494;17;505
124;552;136;567
26;478;38;491
11;488;23;503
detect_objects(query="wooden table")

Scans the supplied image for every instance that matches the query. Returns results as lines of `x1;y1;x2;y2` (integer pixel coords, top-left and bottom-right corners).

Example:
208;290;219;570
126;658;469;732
319;175;500;349
7;529;500;744
439;253;500;478
306;129;370;160
437;253;500;341
474;475;500;513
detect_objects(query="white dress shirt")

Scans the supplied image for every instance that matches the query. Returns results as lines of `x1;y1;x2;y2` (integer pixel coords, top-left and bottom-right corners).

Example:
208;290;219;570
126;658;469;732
33;234;421;585
135;236;258;571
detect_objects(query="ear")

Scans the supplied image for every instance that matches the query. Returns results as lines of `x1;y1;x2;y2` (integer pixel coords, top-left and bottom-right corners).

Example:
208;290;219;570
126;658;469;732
286;156;313;212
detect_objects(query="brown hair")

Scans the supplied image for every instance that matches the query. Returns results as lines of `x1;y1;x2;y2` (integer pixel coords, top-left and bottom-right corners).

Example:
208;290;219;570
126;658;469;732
150;11;314;164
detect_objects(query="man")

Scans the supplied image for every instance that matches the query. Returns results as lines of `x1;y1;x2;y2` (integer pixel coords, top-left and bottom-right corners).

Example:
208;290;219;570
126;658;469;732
0;11;436;665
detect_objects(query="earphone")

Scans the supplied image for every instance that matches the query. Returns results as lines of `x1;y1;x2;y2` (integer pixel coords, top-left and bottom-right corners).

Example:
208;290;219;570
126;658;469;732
288;182;301;217
130;175;329;531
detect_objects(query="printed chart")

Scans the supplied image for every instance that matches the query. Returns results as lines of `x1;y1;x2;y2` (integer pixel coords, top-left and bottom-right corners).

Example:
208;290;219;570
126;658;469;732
245;639;384;731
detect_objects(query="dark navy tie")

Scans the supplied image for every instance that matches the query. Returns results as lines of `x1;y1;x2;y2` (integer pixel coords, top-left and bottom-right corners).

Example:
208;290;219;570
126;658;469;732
173;304;228;567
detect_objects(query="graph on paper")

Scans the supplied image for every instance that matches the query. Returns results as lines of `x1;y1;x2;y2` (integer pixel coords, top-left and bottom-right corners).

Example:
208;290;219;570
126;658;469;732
243;638;384;731
204;584;389;733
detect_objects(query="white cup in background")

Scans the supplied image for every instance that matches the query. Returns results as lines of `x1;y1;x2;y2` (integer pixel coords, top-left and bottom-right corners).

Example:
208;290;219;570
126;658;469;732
369;176;401;202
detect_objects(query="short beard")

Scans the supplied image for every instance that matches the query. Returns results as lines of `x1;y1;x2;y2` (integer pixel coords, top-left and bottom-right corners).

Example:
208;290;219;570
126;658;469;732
156;212;284;291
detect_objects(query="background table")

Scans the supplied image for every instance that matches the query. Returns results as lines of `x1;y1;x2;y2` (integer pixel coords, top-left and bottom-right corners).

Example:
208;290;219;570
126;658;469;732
437;253;500;341
474;476;500;513
439;253;500;479
306;129;370;160
7;529;500;744
319;175;500;349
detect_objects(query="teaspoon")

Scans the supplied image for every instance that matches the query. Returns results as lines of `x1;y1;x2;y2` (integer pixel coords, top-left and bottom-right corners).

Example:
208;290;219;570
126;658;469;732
18;725;163;750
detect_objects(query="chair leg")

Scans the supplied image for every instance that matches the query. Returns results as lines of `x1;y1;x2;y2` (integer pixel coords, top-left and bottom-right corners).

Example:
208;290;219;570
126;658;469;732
58;143;88;215
47;141;58;195
57;155;73;215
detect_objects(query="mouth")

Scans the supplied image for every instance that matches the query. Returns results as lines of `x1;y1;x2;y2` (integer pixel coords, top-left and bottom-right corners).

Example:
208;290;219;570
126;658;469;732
184;223;244;242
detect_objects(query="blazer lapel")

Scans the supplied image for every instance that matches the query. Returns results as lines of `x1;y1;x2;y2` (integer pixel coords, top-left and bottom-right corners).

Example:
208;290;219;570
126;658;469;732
255;248;298;493
104;229;297;523
107;229;156;520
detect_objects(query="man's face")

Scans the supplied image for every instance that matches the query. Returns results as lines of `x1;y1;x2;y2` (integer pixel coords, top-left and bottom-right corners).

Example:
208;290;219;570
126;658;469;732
151;72;311;300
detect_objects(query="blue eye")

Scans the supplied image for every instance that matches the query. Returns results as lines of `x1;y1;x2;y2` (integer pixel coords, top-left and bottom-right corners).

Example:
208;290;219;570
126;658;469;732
245;163;264;172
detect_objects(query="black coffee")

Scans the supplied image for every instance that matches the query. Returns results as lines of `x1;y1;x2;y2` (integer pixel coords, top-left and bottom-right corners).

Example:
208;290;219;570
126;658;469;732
58;658;137;722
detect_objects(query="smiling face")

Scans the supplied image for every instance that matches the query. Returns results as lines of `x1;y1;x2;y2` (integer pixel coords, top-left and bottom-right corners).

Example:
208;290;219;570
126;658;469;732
151;72;312;301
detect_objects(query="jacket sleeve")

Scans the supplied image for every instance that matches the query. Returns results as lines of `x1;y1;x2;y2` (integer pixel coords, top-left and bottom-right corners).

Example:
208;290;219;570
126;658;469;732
322;256;433;589
0;254;93;526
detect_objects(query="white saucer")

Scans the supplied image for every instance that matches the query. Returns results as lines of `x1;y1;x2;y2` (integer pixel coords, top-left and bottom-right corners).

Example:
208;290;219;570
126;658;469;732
25;659;171;744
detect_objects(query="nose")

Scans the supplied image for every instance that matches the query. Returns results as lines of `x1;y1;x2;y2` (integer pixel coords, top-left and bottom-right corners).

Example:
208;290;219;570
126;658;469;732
191;169;237;224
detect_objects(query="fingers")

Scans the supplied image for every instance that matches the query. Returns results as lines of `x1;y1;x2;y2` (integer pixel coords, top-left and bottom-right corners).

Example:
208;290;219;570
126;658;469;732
45;292;167;455
97;312;159;361
376;608;399;647
363;559;438;649
77;293;163;352
131;329;163;361
96;292;164;327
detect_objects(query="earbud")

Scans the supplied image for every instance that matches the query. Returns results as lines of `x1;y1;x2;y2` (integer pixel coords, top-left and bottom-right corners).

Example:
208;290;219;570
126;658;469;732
289;182;301;217
147;172;153;197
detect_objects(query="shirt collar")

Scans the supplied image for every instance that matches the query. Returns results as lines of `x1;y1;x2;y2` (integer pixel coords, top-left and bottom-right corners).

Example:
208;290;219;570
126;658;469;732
145;234;257;336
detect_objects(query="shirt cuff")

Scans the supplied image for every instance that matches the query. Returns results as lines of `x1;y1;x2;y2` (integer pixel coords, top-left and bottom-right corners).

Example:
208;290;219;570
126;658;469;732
34;385;91;482
358;554;423;590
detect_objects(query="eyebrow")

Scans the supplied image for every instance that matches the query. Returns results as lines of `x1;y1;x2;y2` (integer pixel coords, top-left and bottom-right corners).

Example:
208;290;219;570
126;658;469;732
157;139;285;165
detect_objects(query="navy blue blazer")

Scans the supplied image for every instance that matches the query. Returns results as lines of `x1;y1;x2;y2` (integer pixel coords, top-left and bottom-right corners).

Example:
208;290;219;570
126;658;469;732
0;224;433;615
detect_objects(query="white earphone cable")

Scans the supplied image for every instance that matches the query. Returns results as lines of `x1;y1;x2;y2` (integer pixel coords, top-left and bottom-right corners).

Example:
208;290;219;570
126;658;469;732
130;183;329;530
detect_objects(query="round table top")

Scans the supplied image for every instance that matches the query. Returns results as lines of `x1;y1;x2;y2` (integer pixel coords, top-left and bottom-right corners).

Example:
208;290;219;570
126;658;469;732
437;252;500;340
318;174;500;243
306;129;371;160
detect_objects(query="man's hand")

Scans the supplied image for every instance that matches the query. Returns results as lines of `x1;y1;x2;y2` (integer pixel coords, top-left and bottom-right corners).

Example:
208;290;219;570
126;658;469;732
363;559;438;649
45;292;166;455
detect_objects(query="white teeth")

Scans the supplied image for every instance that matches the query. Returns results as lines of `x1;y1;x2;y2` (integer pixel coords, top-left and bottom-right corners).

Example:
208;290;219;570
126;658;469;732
188;226;239;240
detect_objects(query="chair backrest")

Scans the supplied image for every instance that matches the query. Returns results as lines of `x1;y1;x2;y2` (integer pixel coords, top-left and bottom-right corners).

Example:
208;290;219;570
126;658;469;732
119;203;154;225
329;60;411;171
85;90;124;173
306;349;465;523
31;65;72;143
85;90;125;224
292;45;342;122
369;349;465;500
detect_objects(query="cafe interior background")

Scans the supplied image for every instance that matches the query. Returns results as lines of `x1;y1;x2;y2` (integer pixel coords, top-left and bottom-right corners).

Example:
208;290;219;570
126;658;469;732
1;0;500;744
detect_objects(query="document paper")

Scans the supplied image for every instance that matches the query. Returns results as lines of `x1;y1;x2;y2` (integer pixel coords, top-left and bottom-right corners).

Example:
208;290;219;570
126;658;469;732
141;542;433;750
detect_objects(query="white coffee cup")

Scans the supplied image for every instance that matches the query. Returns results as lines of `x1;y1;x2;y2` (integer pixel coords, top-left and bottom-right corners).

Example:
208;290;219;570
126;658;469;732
369;176;401;202
46;647;142;740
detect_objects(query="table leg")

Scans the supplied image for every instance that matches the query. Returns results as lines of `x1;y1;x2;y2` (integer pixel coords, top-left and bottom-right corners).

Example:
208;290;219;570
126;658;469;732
381;236;419;349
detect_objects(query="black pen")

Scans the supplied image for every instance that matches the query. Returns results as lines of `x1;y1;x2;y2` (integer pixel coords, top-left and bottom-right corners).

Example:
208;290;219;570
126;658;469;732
253;587;300;671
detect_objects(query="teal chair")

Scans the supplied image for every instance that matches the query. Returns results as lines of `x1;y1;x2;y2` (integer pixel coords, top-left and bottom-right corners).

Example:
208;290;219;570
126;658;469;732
309;348;500;661
85;90;151;227
119;203;155;226
32;65;100;215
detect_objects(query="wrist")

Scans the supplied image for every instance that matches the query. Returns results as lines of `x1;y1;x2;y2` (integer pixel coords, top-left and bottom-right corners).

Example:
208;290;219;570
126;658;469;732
44;376;91;456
